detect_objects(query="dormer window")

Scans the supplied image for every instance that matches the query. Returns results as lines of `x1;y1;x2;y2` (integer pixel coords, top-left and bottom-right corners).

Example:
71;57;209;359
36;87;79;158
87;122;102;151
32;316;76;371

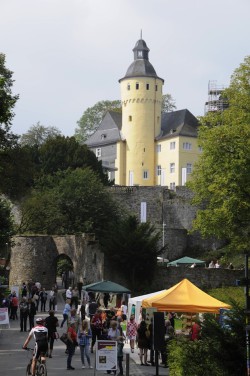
101;134;106;140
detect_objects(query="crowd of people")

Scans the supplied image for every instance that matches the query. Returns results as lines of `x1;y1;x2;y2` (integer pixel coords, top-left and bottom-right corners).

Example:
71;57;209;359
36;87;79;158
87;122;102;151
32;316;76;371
1;281;202;373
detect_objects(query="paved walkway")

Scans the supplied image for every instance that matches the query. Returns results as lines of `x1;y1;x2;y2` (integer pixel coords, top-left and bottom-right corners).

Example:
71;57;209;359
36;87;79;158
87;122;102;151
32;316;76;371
0;289;169;376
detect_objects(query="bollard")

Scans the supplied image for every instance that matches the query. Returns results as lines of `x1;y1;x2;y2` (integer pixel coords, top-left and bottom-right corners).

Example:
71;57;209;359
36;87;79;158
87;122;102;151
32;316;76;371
126;353;130;376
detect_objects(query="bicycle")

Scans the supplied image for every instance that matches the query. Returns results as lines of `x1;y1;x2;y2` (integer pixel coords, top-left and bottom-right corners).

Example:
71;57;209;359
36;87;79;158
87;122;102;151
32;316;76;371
24;347;47;376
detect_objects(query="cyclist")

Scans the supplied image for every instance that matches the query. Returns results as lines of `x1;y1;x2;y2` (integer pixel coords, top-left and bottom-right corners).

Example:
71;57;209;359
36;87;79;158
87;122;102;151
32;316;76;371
23;317;48;376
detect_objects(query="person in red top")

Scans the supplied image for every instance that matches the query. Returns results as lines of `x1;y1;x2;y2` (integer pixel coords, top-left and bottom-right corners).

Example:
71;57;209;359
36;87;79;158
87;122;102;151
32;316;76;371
67;321;77;370
90;309;103;353
10;294;18;320
190;320;201;341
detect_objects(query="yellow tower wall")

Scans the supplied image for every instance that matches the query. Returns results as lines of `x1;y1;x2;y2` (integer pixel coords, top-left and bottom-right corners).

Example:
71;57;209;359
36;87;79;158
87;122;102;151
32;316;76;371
120;77;163;186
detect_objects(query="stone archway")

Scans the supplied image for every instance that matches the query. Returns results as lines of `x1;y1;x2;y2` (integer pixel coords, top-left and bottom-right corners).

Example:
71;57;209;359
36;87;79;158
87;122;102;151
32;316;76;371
9;234;104;290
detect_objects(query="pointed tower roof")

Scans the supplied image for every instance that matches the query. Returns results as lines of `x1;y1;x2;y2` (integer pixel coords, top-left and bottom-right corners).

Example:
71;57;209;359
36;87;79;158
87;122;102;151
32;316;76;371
119;38;164;82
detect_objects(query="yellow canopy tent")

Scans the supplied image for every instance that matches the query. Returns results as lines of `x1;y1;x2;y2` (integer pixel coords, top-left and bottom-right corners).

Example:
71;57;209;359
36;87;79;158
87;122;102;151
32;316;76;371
142;278;231;313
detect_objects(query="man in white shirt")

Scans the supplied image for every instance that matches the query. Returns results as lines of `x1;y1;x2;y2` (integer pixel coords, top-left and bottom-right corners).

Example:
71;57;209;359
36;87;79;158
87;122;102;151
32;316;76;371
66;287;72;300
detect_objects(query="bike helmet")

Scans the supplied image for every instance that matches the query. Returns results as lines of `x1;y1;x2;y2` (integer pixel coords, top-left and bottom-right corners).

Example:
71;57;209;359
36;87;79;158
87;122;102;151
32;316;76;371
36;317;44;324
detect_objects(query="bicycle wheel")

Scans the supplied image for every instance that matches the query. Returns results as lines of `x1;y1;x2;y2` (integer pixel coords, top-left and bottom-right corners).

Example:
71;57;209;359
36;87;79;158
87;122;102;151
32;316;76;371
38;363;47;376
26;363;31;376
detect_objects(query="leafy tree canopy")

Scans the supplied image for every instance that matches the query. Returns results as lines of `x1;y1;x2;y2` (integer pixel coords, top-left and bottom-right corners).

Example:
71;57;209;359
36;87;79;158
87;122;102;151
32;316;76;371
19;167;118;236
38;135;109;184
20;122;62;147
0;145;36;199
162;93;176;113
100;215;164;293
188;55;250;252
0;197;14;255
75;100;121;143
0;53;19;149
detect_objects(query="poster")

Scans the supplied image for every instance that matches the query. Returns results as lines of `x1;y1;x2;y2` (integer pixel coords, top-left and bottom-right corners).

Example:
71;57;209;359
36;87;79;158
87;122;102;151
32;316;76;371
96;340;117;371
10;285;19;298
0;308;10;327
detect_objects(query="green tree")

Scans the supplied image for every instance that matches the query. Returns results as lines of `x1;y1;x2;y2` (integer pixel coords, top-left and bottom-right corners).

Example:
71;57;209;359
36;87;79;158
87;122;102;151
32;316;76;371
162;93;176;113
188;56;250;252
20;122;62;147
38;135;109;184
0;53;19;149
75;100;121;143
101;215;163;293
19;167;118;235
0;145;36;199
0;197;14;256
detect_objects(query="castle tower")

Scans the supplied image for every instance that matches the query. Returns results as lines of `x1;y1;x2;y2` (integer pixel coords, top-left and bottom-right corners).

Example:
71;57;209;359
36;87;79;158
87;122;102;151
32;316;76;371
117;38;164;186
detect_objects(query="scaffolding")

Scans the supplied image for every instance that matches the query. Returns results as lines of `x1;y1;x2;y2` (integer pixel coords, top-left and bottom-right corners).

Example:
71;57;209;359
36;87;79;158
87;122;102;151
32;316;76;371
204;80;228;114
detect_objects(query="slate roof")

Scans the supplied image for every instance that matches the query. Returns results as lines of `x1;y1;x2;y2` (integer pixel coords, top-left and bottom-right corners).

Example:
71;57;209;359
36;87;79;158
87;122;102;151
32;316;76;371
157;109;199;140
85;111;122;148
119;39;164;82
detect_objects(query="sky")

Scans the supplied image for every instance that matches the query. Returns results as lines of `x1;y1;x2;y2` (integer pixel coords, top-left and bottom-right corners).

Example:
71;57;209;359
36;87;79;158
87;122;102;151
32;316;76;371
1;0;250;137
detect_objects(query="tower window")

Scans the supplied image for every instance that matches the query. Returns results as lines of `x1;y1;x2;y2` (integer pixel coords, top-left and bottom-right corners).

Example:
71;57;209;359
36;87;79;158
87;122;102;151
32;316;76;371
136;83;139;90
143;170;149;179
155;85;158;91
146;83;149;90
127;83;130;90
129;115;132;122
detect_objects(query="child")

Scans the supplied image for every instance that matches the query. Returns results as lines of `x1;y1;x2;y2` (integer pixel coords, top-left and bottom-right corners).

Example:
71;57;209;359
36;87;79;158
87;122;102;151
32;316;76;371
117;336;124;375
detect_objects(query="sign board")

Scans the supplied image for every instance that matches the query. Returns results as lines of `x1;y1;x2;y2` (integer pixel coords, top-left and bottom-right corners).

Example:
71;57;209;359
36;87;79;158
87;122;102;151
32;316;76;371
96;340;117;371
0;308;10;327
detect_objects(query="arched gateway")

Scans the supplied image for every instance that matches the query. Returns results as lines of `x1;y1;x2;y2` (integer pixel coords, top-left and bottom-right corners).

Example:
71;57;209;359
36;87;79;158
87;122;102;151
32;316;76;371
9;235;104;289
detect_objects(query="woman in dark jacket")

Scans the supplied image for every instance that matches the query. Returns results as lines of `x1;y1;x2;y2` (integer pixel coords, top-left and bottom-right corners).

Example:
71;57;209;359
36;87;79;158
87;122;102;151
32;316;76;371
137;320;150;366
28;297;37;330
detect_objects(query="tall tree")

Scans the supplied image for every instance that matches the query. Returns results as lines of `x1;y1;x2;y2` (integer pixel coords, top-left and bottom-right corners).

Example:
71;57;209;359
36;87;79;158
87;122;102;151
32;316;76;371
0;197;14;257
20;122;62;147
100;215;163;293
188;56;250;252
0;53;19;149
19;168;118;236
38;136;109;184
75;100;121;143
161;93;176;113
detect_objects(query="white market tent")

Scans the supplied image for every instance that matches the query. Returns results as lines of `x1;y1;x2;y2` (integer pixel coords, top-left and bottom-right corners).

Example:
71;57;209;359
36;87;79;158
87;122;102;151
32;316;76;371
128;290;166;324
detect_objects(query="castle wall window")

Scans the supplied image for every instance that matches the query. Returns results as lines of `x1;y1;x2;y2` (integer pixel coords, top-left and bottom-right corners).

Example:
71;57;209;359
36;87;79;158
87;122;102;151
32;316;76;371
170;163;175;173
136;82;139;90
129;115;132;122
157;165;161;176
198;146;203;152
146;83;149;90
155;85;158;91
143;170;149;179
170;141;176;150
183;142;192;150
127;83;130;90
96;148;101;158
156;144;161;153
186;163;192;174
